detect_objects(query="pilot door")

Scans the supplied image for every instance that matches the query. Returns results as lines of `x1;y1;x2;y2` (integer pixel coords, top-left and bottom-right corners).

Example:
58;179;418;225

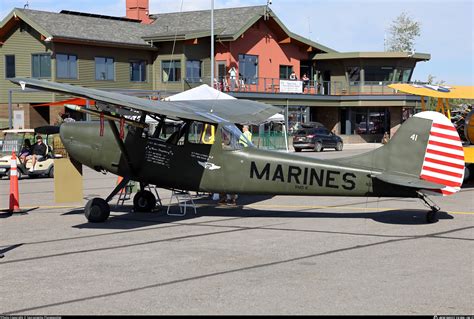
136;120;217;191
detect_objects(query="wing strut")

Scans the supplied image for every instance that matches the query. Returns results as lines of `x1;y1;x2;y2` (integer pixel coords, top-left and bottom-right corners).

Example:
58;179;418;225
105;176;131;203
108;120;135;174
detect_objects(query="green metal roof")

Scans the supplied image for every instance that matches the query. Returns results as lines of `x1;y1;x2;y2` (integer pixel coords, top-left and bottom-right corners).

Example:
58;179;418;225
314;51;431;61
144;6;336;53
0;8;157;49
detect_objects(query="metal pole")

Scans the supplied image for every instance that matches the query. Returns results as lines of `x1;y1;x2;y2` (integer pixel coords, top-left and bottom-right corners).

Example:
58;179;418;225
8;90;13;129
210;0;215;88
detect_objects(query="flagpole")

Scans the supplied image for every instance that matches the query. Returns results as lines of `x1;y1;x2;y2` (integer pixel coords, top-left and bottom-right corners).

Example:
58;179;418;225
210;0;214;87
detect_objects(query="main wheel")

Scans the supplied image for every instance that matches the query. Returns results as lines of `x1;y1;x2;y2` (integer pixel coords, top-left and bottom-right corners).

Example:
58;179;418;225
294;148;302;152
133;190;156;212
85;198;110;223
335;141;343;151
426;211;439;223
314;142;323;152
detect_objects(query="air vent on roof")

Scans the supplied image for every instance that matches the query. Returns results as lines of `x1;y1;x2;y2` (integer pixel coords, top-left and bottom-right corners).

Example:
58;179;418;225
60;10;142;23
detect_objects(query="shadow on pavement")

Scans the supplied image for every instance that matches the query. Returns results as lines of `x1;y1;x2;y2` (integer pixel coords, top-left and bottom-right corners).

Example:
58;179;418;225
67;194;454;230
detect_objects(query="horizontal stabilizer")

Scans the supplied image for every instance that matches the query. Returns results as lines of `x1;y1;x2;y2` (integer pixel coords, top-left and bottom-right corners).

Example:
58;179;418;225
375;173;445;190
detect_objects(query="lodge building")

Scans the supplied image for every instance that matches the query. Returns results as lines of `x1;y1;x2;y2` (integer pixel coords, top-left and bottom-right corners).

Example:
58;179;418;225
0;0;430;143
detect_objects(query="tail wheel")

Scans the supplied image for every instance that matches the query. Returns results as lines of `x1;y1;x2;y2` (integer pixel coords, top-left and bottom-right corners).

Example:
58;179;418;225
314;142;323;152
85;198;110;223
336;142;343;151
133;190;156;212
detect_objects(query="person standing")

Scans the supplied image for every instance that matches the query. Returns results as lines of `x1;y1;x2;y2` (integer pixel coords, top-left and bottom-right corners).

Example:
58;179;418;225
228;66;237;91
239;125;253;147
302;73;310;93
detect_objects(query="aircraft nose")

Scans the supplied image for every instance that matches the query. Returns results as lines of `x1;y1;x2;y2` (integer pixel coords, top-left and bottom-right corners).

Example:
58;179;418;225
59;122;94;166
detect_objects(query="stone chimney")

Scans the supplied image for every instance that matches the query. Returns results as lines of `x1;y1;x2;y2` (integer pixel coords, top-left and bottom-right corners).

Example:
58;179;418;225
126;0;153;24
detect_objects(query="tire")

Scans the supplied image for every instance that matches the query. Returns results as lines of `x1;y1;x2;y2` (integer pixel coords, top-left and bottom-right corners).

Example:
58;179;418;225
133;190;157;212
294;148;302;152
84;198;110;223
463;165;471;181
426;211;439;224
48;166;54;178
335;141;343;151
314;142;323;152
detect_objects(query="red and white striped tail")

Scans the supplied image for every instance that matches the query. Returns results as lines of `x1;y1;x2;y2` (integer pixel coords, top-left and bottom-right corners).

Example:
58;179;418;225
415;111;465;196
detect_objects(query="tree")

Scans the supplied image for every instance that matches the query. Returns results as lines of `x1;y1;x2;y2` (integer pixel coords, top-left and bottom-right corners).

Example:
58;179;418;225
386;11;421;52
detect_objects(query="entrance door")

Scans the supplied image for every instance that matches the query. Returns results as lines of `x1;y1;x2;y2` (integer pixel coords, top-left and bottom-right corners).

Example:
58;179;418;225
323;71;331;95
216;61;227;90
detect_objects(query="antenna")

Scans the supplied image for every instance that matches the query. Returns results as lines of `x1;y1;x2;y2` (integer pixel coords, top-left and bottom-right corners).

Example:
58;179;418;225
307;16;312;40
264;0;272;20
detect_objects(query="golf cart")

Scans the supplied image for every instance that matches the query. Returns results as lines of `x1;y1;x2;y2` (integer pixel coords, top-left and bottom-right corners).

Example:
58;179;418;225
0;126;61;179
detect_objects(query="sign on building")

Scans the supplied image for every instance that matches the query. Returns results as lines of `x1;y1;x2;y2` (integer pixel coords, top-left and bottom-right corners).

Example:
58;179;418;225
13;110;24;129
279;80;303;93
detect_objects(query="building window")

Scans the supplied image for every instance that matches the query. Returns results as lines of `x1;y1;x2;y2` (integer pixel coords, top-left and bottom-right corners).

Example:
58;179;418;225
130;60;147;82
95;57;114;81
57;54;77;79
279;65;293;79
162;60;181;82
364;66;394;82
5;55;15;78
352;107;389;135
32;53;51;78
238;54;258;85
394;68;413;82
186;60;202;83
346;67;360;83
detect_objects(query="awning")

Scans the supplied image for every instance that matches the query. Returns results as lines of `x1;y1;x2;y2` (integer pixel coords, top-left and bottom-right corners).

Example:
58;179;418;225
34;98;95;107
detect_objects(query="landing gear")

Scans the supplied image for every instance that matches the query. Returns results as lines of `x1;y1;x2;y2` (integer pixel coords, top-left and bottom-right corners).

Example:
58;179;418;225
85;198;110;223
133;190;157;212
417;192;440;224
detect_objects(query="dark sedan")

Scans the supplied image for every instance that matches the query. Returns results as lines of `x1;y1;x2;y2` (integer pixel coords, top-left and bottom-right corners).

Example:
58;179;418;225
293;126;343;152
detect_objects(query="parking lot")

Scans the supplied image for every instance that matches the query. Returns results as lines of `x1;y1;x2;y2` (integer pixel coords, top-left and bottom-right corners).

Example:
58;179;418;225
1;145;473;315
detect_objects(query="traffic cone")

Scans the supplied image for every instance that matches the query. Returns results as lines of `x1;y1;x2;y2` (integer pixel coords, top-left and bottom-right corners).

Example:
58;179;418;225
9;151;21;214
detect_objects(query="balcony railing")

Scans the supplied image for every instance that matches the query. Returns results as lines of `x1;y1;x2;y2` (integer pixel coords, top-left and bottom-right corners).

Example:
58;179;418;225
187;76;425;96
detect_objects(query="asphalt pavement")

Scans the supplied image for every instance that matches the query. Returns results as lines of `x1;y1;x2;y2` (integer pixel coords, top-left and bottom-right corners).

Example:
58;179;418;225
0;145;472;315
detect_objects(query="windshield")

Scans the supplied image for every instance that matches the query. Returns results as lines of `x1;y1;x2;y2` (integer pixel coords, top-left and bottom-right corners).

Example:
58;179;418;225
221;124;253;150
1;133;25;154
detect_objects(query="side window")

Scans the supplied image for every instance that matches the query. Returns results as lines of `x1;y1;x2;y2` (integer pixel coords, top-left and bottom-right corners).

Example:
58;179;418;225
321;128;330;135
220;124;252;150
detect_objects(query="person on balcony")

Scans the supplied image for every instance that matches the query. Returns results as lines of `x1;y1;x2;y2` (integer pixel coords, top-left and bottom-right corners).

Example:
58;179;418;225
302;73;310;93
228;66;237;91
289;71;297;80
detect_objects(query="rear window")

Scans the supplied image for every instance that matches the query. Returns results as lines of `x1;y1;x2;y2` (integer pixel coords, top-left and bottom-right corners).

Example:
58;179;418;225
296;129;314;135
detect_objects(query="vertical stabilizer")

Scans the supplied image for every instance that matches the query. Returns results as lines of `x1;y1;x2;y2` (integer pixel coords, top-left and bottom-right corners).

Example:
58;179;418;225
336;111;464;196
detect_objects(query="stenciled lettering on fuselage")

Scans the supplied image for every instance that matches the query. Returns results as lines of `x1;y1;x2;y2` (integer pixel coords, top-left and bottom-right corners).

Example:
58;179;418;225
249;161;356;191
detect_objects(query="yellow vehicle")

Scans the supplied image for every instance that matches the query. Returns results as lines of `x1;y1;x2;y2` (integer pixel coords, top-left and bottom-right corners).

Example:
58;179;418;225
389;84;474;180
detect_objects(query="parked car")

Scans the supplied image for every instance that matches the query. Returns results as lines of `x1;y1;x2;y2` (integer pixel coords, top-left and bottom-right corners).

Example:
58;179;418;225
293;126;343;152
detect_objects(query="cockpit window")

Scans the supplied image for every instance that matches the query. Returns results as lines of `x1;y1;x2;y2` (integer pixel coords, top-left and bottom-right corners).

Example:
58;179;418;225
188;122;215;145
221;124;253;150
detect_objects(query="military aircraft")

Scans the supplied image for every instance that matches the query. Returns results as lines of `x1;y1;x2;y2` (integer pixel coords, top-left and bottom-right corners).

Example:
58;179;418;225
11;78;466;224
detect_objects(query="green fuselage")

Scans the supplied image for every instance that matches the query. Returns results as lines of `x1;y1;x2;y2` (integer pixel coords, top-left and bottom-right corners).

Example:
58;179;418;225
60;121;417;199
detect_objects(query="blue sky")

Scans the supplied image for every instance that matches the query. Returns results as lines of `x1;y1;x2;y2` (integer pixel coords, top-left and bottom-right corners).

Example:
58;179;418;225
1;0;473;84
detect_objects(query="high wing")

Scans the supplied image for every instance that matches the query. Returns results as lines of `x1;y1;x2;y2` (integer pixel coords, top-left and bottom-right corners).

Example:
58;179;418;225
388;83;474;99
10;77;281;124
